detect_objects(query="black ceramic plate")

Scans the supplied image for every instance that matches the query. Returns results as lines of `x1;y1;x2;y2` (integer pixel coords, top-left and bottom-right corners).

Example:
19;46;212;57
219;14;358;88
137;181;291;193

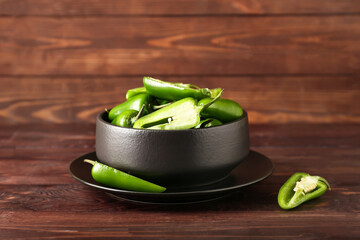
69;151;273;204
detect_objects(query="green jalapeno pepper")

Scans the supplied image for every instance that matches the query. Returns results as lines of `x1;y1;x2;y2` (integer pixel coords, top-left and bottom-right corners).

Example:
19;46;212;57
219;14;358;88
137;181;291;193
133;90;223;130
111;110;138;127
198;98;243;123
278;172;331;210
143;77;222;101
111;105;145;127
108;93;151;121
84;160;166;193
126;82;194;101
194;118;222;128
126;87;147;100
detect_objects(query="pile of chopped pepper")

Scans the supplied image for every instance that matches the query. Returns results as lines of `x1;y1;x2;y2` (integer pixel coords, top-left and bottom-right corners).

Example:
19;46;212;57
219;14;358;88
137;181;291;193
107;77;244;130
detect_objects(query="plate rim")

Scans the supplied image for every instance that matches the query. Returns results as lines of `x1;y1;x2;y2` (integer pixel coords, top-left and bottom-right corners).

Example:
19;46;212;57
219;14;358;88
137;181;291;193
69;150;274;197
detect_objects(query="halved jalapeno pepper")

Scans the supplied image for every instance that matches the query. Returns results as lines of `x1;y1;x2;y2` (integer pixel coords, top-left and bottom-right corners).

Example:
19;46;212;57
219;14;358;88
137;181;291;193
133;90;223;130
278;172;331;210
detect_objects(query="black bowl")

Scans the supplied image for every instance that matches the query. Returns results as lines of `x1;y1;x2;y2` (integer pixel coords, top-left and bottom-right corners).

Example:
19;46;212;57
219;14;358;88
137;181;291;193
96;111;249;189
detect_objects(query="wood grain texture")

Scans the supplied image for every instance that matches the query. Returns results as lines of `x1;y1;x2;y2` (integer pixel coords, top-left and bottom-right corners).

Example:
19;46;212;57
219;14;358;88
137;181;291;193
0;211;357;239
0;76;358;124
0;123;359;239
0;0;359;16
0;0;359;238
0;183;358;238
1;16;359;75
0;123;359;186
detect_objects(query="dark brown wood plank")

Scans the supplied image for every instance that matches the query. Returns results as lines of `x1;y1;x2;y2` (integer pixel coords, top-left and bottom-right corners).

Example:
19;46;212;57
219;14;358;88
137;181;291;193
0;76;358;124
1;16;359;76
0;210;357;239
1;123;359;152
0;123;359;185
0;0;359;16
0;122;95;150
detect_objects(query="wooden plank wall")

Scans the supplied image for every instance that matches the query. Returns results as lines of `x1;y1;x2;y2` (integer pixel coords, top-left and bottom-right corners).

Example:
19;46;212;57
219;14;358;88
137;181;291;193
0;0;359;124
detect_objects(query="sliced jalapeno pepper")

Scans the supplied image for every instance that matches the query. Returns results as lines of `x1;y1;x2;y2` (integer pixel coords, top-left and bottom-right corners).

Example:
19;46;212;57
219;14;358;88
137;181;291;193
143;77;222;101
84;160;166;193
108;93;151;121
126;87;147;100
198;98;243;123
133;90;223;130
278;172;331;210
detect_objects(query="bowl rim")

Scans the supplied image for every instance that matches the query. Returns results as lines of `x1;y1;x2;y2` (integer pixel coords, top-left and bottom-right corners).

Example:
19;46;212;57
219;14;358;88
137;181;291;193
97;110;248;133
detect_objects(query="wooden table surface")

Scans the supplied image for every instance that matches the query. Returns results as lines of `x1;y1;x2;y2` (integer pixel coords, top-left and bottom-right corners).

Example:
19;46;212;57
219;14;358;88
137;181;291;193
1;0;360;239
1;122;359;239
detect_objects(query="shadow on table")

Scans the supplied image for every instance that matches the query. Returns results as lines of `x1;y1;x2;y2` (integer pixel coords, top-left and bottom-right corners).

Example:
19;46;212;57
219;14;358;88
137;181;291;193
93;174;289;212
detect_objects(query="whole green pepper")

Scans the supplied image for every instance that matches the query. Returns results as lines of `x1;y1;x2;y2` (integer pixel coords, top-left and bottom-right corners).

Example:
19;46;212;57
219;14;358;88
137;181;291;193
126;87;147;100
84;159;166;193
112;110;138;127
111;105;145;127
143;77;222;101
278;172;331;210
133;90;223;130
108;93;151;121
194;118;222;128
198;98;243;123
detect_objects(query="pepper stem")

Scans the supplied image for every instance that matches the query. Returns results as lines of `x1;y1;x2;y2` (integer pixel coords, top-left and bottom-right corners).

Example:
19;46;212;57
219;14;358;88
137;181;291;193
201;89;223;110
133;104;146;123
318;176;331;190
189;84;200;89
84;159;95;165
194;118;215;129
209;88;223;98
153;102;172;110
